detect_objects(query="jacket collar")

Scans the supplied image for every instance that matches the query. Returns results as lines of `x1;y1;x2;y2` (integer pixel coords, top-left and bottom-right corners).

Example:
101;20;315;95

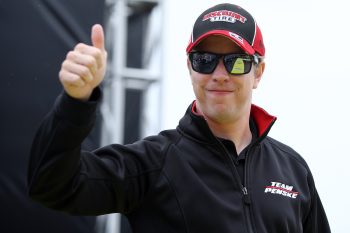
177;101;277;144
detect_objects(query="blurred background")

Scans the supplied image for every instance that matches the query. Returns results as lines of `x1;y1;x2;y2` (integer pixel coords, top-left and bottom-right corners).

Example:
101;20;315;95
1;0;348;232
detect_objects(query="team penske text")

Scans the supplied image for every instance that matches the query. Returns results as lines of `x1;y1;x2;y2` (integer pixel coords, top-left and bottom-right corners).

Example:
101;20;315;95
264;181;299;199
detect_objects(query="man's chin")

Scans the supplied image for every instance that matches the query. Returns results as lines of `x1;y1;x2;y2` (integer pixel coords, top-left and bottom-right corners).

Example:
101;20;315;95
204;106;237;122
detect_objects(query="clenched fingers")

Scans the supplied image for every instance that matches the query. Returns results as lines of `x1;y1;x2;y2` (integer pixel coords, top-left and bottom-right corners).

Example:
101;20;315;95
74;43;104;69
59;69;85;87
61;55;95;83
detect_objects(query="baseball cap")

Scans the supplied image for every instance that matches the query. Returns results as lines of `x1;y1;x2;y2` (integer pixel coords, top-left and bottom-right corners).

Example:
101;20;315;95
186;3;265;56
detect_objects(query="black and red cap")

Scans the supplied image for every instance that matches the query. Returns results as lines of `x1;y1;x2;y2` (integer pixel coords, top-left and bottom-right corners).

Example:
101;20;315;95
186;3;265;56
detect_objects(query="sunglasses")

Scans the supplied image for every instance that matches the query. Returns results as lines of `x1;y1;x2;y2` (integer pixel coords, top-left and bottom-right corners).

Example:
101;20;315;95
188;51;260;75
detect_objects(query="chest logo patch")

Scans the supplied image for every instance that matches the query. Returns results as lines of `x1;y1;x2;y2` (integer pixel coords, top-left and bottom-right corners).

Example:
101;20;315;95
264;181;299;199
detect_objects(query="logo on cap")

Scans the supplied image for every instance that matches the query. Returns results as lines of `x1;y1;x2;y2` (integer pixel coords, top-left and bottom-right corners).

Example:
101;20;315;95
229;32;244;44
202;10;247;24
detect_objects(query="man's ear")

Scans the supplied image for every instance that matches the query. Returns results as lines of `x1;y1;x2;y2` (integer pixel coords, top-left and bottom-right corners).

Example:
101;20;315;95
253;61;265;89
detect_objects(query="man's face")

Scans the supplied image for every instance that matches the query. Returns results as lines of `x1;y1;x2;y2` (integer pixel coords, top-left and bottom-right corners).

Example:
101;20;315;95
188;35;264;124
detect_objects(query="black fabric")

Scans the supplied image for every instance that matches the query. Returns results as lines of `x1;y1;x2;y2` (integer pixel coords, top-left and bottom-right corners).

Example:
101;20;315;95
27;93;331;233
220;117;258;185
0;0;105;232
222;139;245;184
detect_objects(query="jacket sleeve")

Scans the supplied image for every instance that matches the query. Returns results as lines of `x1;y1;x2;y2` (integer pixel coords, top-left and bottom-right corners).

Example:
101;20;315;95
28;89;166;215
303;170;331;233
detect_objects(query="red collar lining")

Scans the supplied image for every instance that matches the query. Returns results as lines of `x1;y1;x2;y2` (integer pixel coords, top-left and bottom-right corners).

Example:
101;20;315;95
250;104;277;137
191;101;277;137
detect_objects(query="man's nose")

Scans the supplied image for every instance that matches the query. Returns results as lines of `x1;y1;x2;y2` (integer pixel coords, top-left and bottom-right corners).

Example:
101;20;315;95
212;59;229;82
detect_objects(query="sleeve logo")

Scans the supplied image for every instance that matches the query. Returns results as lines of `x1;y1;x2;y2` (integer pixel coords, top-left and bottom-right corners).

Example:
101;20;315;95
264;181;299;199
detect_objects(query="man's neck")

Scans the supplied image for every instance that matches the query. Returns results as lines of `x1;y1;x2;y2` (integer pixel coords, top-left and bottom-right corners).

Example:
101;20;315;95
206;116;252;155
193;101;253;154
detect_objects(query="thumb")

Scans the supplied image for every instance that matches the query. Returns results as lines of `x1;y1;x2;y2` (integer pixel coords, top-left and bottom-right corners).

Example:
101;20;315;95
91;24;105;51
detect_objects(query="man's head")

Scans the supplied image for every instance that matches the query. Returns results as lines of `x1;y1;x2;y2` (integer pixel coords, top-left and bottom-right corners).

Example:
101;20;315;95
186;3;265;124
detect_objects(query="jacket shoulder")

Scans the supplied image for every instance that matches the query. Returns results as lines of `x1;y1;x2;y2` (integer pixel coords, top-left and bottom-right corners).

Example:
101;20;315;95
143;129;181;146
263;136;310;170
134;129;182;159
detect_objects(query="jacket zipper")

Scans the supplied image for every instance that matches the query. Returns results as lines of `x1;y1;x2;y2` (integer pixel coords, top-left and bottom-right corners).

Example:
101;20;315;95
215;138;255;233
242;146;255;233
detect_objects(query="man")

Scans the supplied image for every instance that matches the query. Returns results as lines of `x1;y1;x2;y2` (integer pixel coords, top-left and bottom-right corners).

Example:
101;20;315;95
28;3;331;233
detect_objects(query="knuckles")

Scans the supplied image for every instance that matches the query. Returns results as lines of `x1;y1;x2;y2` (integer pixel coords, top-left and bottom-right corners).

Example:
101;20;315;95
80;66;91;77
74;43;86;51
85;56;96;68
61;59;69;69
66;51;76;60
74;43;102;58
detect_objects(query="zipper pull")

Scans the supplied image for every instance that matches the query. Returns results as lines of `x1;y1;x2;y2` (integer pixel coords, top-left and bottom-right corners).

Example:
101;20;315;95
242;186;251;205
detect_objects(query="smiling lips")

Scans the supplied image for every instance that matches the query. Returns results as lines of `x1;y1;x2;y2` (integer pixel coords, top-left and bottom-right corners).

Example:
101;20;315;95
207;89;234;94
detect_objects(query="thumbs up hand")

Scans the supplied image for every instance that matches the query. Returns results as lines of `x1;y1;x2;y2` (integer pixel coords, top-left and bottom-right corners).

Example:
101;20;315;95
59;24;107;101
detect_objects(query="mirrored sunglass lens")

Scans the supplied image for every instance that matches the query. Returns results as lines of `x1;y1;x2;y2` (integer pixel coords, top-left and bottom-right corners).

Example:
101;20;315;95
191;53;217;74
224;55;252;74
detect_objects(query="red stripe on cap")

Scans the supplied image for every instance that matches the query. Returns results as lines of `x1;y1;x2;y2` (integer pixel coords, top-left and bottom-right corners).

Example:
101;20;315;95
251;24;265;56
186;30;255;55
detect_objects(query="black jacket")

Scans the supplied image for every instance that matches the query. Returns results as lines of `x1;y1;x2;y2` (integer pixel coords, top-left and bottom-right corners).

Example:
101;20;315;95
28;91;331;233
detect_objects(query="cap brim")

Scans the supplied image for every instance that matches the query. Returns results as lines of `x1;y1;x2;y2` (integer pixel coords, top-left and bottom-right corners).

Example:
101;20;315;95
186;30;255;55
